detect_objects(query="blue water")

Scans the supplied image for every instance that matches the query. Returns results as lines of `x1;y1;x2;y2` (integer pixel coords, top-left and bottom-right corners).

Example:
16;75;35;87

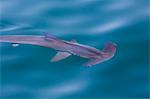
0;0;149;98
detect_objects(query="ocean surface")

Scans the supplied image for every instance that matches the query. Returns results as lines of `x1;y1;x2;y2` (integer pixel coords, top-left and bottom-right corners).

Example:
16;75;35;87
0;0;149;98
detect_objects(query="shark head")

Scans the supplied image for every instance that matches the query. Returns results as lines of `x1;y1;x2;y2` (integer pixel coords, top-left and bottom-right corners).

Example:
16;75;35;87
103;42;117;54
98;42;117;61
84;42;117;67
94;42;117;59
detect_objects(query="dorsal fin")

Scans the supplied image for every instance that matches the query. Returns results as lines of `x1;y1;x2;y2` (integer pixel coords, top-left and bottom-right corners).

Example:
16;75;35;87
43;32;59;41
50;51;71;62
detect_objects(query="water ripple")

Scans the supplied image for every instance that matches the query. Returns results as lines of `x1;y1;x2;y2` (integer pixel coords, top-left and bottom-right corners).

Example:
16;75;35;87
1;0;148;98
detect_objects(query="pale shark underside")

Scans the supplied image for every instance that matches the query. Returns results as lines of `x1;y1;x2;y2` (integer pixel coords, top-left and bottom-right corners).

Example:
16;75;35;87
0;33;117;67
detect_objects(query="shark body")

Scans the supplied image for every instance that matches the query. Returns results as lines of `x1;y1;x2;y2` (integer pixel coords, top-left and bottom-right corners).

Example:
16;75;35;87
0;33;117;67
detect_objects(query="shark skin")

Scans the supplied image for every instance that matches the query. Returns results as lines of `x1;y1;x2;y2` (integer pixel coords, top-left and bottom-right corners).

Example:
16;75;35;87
0;33;117;67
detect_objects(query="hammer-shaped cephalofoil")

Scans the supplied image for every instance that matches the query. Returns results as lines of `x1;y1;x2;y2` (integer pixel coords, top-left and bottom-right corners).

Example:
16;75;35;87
0;32;117;67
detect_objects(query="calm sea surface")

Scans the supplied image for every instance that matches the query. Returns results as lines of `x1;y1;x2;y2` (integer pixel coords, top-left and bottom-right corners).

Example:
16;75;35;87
0;0;149;98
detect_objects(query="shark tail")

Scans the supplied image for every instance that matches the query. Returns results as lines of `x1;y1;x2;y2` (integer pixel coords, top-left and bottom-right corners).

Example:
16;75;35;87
0;35;50;48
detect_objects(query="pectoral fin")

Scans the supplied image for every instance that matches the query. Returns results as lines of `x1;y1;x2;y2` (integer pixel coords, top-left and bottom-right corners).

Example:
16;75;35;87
84;58;104;67
51;51;71;62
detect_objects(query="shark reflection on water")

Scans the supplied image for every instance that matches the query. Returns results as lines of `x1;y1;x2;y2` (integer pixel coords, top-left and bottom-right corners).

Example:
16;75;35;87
0;33;117;67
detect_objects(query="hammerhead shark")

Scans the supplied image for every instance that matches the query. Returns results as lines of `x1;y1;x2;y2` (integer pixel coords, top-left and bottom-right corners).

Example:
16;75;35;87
0;33;117;67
